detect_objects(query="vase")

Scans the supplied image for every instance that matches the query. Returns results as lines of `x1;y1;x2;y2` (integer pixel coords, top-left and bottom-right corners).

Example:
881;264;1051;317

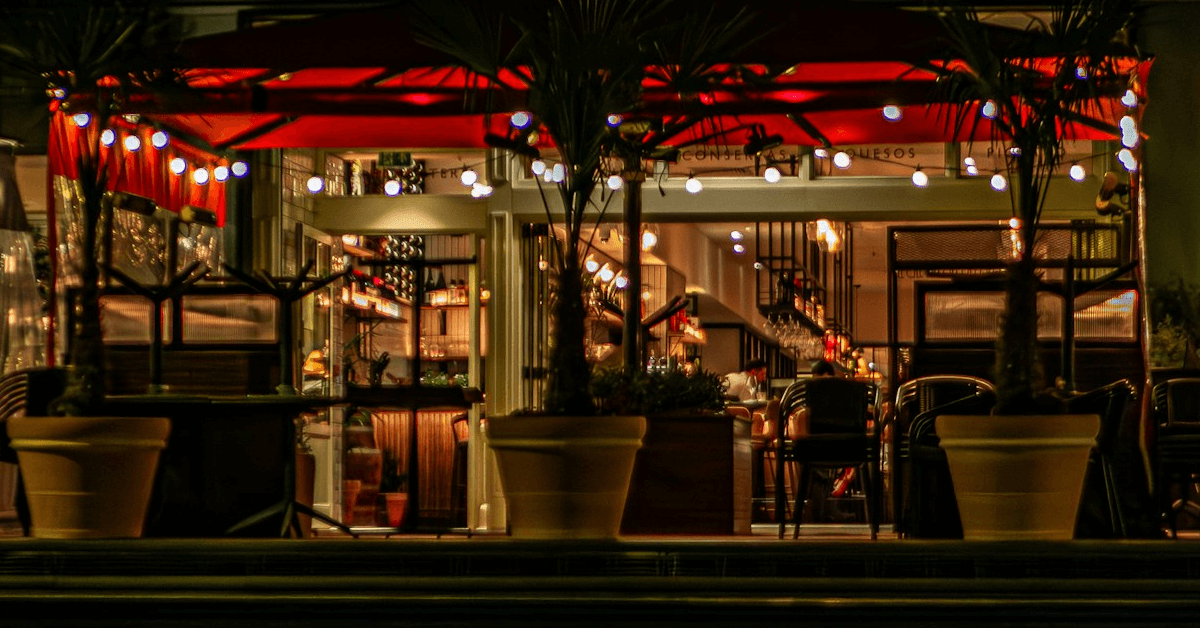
936;413;1098;540
7;416;170;538
485;414;645;539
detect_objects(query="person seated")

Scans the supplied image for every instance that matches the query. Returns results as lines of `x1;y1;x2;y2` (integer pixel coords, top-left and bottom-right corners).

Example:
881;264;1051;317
723;358;768;402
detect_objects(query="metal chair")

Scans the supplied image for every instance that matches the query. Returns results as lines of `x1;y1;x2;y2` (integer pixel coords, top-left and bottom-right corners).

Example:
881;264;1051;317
1152;378;1200;537
1068;379;1140;538
889;375;995;535
776;377;879;539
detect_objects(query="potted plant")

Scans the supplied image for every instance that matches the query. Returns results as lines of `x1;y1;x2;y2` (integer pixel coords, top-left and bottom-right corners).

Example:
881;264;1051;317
411;0;764;538
922;1;1143;539
377;450;409;528
0;0;182;537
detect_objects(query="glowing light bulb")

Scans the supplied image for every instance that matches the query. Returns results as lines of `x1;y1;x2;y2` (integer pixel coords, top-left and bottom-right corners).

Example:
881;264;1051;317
585;257;600;273
990;173;1008;191
685;176;703;194
641;230;657;251
551;163;565;183
510;110;532;129
471;182;494;198
531;159;546;176
963;157;976;167
730;230;743;242
981;100;997;119
598;265;615;283
764;166;781;183
214;166;230;182
460;169;478;187
882;105;902;121
911;169;929;188
123;135;141;152
1117;148;1138;172
732;243;746;254
151;130;169;149
1121;89;1138;108
606;174;623;190
966;164;979;176
231;161;249;178
832;151;852;169
384;179;401;196
538;257;549;271
607;113;622;127
100;129;116;147
814;148;829;159
1009;217;1021;229
1075;65;1088;79
170;158;187;175
72;112;90;127
753;261;764;270
614;276;629;289
1008;146;1021;157
1069;164;1086;181
306;175;324;193
193;168;210;185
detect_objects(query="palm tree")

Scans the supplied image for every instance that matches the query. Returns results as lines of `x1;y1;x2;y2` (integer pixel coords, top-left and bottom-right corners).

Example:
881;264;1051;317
922;1;1141;413
412;0;765;415
0;0;186;414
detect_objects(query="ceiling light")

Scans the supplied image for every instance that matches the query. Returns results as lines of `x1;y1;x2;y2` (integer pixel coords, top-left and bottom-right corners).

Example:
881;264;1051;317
151;130;169;149
911;168;929;188
685;176;703;194
763;166;781;183
306;175;323;193
990;173;1008;191
882;105;902;121
123;135;141;152
193;168;210;185
832;151;852;169
231;161;249;178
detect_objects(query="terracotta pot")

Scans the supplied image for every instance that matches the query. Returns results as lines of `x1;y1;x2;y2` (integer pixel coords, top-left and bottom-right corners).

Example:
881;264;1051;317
7;416;170;538
486;414;645;539
381;492;409;528
936;413;1098;540
342;479;362;524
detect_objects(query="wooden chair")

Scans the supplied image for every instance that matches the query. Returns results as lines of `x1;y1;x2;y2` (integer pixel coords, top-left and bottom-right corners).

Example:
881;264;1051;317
776;377;879;539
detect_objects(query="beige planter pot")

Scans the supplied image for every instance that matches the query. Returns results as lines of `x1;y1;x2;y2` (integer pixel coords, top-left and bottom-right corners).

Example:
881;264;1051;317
486;414;646;539
936;413;1098;540
7;416;170;538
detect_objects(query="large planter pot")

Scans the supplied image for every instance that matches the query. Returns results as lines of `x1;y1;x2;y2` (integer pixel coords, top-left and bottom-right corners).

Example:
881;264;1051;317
936;413;1098;540
7;416;170;538
486;414;646;539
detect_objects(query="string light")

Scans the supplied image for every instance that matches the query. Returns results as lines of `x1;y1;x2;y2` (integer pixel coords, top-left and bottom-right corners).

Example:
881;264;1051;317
170;158;187;175
510;111;532;129
384;179;401;196
684;175;703;194
730;230;743;242
597;263;615;282
882;105;902;121
963;156;979;176
72;112;90;127
990;172;1008;191
471;182;493;198
231;161;249;178
100;129;116;147
123;135;141;152
763;166;781;183
832;151;852;169
460;168;478;187
732;243;745;254
614;275;629;289
606;174;623;190
306;175;324;193
551;163;565;183
641;230;657;251
213;165;230;182
531;159;547;176
1117;148;1138;171
1120;115;1139;148
151;130;169;149
1121;89;1138;108
607;113;622;127
911;167;929;188
1069;163;1086;181
813;148;829;159
585;256;600;273
981;100;997;119
193;168;210;185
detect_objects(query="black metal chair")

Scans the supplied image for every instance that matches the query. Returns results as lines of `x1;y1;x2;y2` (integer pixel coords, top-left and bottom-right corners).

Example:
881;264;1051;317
1152;378;1200;537
1068;378;1143;538
889;375;995;535
903;392;996;538
776;377;879;539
